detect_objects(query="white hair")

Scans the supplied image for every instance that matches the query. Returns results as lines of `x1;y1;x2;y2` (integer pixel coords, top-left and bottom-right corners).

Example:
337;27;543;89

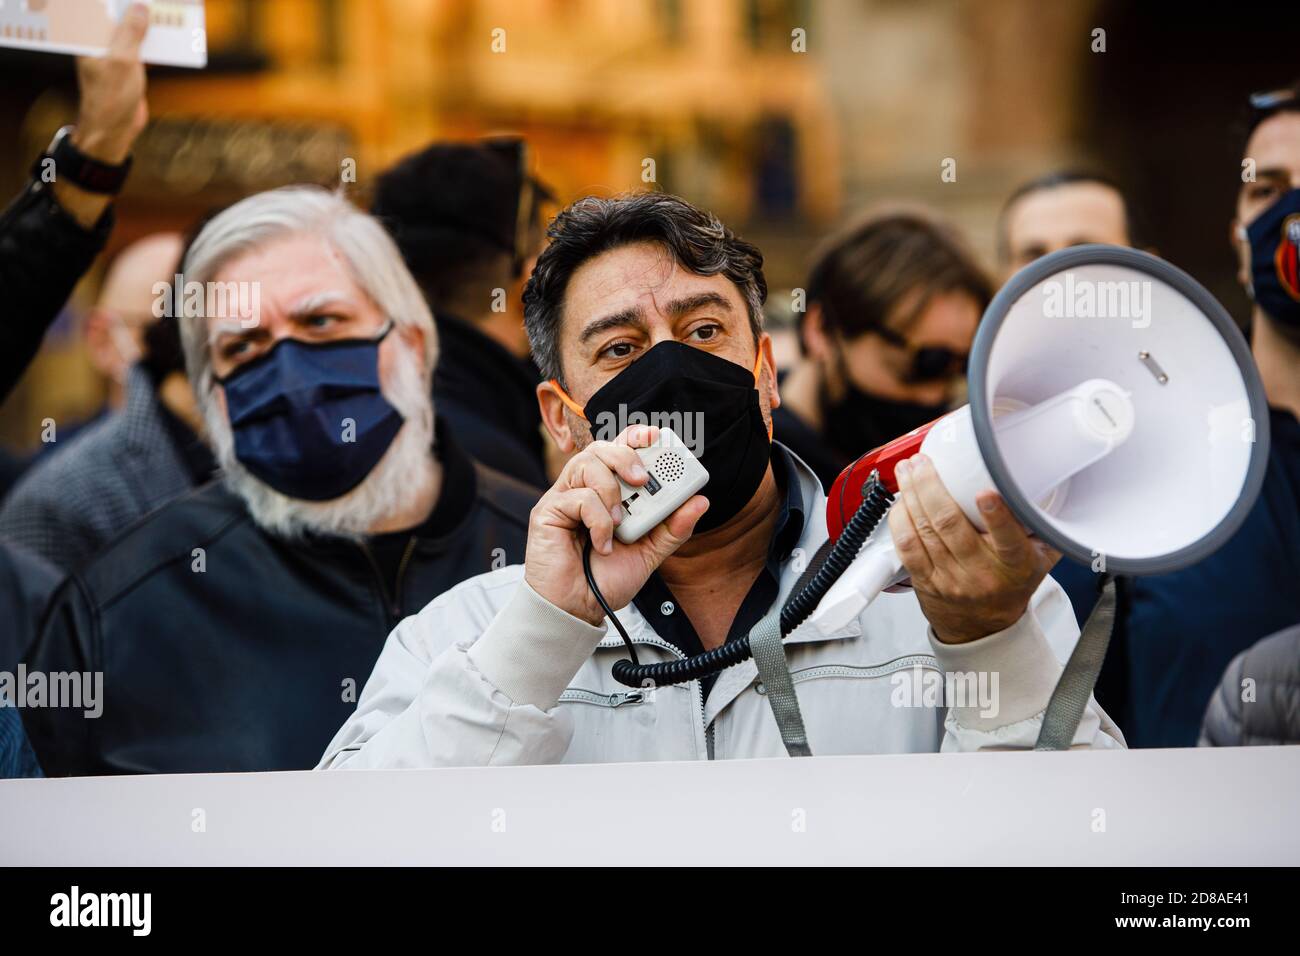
179;185;439;539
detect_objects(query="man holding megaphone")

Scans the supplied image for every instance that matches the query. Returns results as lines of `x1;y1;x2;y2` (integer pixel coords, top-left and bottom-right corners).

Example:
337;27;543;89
320;192;1146;769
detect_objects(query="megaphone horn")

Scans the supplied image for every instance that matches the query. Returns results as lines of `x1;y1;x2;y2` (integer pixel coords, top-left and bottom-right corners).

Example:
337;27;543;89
817;244;1270;637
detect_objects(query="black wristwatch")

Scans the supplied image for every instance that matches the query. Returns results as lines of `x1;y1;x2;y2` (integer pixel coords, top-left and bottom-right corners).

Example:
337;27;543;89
33;125;133;195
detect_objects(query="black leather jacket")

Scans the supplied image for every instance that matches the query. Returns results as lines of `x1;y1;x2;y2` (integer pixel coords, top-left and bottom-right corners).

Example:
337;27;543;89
0;180;114;403
22;427;537;775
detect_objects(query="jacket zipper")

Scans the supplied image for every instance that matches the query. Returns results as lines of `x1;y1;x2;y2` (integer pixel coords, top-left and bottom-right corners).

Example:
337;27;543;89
604;630;712;760
357;538;418;622
557;689;645;707
703;684;714;760
391;538;418;618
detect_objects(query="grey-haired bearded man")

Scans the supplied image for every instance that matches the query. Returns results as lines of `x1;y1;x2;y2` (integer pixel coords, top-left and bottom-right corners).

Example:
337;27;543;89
22;186;537;776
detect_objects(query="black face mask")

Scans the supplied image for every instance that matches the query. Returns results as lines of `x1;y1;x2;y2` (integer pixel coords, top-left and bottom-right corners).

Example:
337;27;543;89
556;341;771;533
820;365;947;461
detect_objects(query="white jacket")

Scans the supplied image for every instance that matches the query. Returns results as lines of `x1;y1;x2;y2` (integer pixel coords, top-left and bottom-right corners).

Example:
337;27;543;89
319;454;1125;768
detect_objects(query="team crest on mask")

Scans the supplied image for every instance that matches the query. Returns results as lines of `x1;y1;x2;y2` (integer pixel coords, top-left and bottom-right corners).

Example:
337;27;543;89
1279;214;1300;302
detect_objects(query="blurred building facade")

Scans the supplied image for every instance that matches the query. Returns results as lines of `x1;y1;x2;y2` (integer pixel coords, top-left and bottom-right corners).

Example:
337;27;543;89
3;0;1297;449
2;0;841;446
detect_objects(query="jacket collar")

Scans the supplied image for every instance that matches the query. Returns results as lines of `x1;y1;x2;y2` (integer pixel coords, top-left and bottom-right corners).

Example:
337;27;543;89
118;363;177;453
406;418;479;544
106;364;206;510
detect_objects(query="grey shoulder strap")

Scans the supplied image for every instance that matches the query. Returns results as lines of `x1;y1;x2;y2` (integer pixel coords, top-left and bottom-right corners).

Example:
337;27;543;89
1035;575;1117;750
749;609;812;757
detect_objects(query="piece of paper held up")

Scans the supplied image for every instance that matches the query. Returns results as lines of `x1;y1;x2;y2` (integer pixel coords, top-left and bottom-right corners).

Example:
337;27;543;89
0;0;207;68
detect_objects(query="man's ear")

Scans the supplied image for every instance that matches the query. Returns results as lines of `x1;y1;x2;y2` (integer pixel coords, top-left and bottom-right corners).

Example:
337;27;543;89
83;307;121;379
802;303;832;362
398;322;427;362
758;331;780;411
538;380;578;453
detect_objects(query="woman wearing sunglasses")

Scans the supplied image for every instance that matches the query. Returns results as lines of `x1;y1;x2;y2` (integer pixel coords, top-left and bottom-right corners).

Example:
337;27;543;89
775;207;993;489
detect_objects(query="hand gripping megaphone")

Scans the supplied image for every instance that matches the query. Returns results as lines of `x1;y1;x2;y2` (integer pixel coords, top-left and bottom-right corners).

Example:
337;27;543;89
811;244;1271;638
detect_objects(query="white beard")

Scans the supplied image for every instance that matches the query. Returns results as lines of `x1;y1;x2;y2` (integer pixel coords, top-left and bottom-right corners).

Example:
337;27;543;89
203;340;437;541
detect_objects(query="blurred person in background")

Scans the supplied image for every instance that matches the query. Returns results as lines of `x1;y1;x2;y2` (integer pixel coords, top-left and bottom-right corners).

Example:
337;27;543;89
0;534;58;778
774;209;992;489
371;138;552;489
997;170;1141;279
68;233;180;423
1107;82;1300;747
995;171;1146;630
0;5;151;778
22;186;535;775
1200;624;1300;746
0;233;220;573
6;234;174;480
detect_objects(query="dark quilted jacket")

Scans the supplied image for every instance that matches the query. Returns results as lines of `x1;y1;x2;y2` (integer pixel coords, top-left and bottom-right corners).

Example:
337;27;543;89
1200;625;1300;746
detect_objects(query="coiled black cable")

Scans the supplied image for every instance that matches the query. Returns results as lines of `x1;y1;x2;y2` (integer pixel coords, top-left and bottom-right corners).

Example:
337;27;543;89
579;471;894;689
777;471;894;634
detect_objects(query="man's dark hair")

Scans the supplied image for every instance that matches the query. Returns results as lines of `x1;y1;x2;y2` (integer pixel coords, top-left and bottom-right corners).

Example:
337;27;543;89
806;208;992;345
522;192;767;384
997;169;1143;262
372;139;550;319
1237;79;1300;161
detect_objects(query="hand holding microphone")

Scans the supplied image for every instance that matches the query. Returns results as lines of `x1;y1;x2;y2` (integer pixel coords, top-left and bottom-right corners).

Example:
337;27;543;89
523;425;709;627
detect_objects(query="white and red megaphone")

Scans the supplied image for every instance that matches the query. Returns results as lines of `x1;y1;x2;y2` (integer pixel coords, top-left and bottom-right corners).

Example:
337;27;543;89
809;245;1271;637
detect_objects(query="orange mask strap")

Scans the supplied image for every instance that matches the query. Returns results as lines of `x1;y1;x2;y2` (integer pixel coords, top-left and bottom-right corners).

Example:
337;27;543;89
753;349;773;442
549;379;588;421
550;348;772;438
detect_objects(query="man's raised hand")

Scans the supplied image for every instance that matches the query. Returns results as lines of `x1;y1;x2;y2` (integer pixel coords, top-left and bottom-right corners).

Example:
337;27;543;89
524;425;709;626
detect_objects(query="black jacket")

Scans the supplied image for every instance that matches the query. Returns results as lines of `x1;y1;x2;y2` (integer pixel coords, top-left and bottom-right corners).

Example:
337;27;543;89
0;181;114;403
0;540;61;673
433;313;548;489
22;428;537;775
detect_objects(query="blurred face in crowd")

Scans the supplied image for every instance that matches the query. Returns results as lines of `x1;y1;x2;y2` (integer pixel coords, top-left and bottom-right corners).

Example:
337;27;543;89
1234;110;1300;289
1001;181;1130;277
805;286;979;407
86;232;184;398
538;240;776;452
201;232;435;537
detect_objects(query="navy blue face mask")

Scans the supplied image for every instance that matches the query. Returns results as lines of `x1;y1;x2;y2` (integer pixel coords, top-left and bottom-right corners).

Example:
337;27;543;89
1245;187;1300;331
215;322;405;501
